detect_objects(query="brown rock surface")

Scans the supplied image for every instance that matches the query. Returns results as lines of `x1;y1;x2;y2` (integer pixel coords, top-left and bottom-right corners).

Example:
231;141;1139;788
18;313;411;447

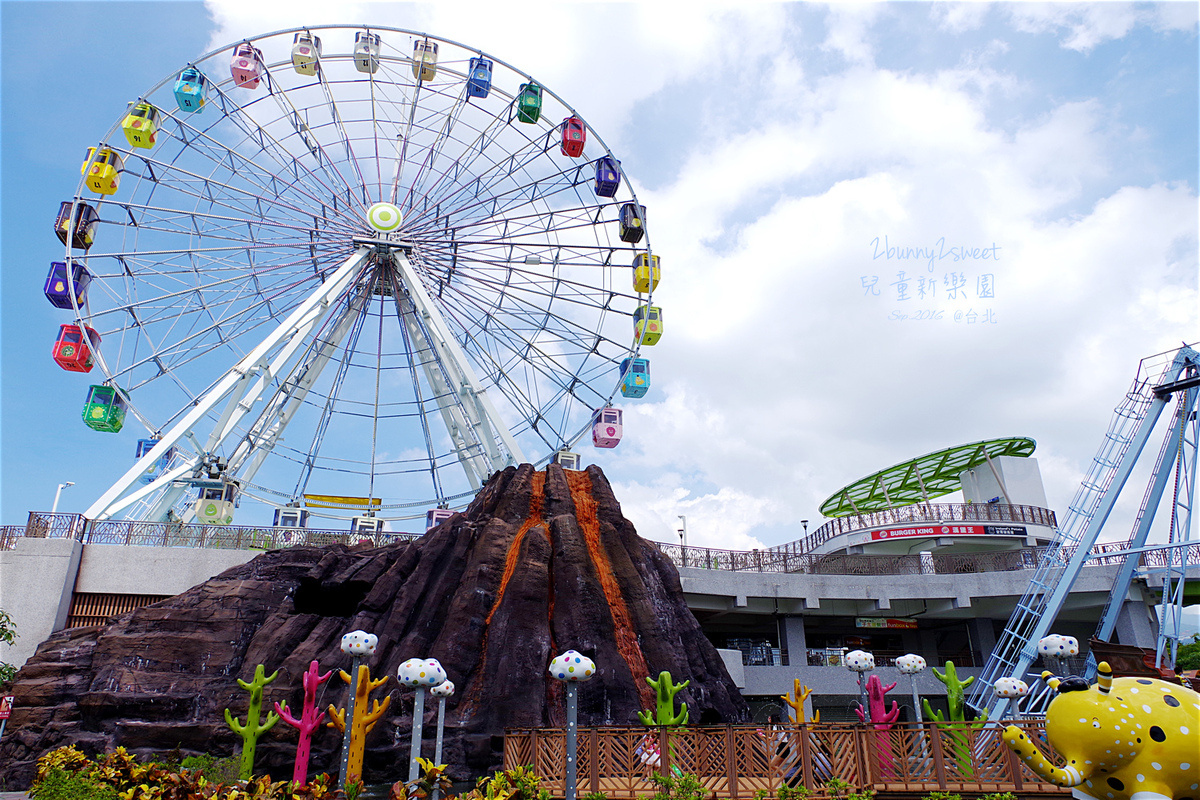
0;465;746;788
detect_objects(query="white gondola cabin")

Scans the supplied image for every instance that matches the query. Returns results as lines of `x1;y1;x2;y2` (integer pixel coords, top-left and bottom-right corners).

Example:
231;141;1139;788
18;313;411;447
354;31;382;73
274;507;309;528
553;450;582;470
193;478;238;525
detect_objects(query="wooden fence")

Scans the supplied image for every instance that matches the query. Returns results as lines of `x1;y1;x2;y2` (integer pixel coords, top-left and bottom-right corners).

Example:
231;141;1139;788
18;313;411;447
504;722;1067;799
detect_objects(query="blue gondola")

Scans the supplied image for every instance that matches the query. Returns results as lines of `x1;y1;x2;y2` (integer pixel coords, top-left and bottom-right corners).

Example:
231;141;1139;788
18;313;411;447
620;357;651;398
174;67;207;112
136;438;178;484
467;57;493;98
595;156;622;197
44;261;92;309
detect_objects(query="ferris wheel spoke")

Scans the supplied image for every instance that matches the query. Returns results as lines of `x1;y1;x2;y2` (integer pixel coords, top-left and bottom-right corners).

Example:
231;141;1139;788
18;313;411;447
406;134;579;230
230;282;375;489
315;67;372;205
123;146;361;235
400;82;552;213
181;95;355;217
205;78;362;209
436;283;616;415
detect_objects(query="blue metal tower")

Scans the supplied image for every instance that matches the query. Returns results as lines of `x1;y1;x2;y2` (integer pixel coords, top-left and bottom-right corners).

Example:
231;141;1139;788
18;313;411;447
969;343;1199;720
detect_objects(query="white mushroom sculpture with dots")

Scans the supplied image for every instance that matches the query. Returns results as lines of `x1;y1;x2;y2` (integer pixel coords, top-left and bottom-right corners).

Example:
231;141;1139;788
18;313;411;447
549;650;596;800
336;630;378;786
1038;634;1079;677
845;650;875;671
896;653;928;723
845;649;874;722
398;658;447;781
341;630;378;656
993;676;1029;720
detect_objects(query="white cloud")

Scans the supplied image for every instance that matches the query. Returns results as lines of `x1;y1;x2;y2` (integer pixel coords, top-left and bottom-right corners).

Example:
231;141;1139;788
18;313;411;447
933;2;991;34
1006;2;1196;51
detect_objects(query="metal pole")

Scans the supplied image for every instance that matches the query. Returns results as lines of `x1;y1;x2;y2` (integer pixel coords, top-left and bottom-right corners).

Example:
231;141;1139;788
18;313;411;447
857;673;867;723
338;655;362;789
565;683;579;800
51;482;74;514
409;687;426;781
432;695;447;800
909;674;922;723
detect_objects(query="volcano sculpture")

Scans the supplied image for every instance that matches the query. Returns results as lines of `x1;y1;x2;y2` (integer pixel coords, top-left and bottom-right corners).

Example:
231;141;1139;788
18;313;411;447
0;464;747;787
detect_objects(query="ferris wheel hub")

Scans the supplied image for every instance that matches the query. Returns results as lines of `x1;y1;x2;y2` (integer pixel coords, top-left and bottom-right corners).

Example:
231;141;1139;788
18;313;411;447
366;202;403;233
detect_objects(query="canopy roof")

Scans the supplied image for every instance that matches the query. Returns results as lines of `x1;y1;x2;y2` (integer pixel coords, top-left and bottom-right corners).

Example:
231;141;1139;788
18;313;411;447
818;437;1037;518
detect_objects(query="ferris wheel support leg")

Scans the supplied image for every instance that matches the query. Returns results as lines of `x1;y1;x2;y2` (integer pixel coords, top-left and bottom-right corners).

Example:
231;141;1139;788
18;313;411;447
392;250;527;476
395;302;491;488
229;285;374;488
84;247;374;522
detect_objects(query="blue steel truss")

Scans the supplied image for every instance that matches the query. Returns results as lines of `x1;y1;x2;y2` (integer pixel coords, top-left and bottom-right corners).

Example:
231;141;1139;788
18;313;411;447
969;344;1200;720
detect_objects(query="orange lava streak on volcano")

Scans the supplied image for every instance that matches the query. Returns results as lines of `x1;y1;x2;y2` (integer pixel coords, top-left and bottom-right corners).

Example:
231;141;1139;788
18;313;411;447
463;473;547;715
486;472;546;626
565;470;653;707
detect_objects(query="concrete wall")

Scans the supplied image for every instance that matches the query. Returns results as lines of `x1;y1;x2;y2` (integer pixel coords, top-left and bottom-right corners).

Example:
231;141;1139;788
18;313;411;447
960;456;1049;508
0;538;82;668
73;544;256;596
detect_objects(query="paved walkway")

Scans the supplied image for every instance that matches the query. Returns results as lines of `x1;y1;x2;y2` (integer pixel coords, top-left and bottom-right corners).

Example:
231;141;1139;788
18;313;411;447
0;792;29;799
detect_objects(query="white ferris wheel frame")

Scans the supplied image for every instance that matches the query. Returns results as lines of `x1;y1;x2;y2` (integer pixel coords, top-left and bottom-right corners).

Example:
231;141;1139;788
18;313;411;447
61;24;654;524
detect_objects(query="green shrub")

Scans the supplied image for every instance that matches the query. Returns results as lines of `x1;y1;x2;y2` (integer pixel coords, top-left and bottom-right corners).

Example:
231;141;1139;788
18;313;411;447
582;792;610;800
922;793;962;800
645;772;713;800
756;785;811;800
978;793;1017;800
29;768;119;800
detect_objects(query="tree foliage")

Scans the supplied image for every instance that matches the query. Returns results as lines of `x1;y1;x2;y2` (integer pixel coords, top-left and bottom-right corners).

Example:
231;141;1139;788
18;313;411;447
0;608;17;684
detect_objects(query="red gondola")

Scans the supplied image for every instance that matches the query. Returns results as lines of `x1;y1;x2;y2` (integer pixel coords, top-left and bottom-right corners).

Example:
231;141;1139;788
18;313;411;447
561;116;586;157
53;324;101;372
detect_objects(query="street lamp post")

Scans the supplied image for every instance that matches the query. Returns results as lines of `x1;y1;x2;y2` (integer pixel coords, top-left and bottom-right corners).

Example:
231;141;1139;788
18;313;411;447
51;482;75;514
677;515;687;567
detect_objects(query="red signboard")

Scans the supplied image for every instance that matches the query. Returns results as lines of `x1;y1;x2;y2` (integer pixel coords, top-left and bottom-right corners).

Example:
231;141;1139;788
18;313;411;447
0;695;13;720
871;524;986;540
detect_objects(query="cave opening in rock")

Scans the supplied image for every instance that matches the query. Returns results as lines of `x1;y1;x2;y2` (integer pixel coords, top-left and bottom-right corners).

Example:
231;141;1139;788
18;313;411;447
292;578;370;617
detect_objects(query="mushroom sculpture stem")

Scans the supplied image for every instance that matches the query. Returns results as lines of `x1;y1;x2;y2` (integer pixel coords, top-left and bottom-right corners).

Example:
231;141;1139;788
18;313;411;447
327;664;391;786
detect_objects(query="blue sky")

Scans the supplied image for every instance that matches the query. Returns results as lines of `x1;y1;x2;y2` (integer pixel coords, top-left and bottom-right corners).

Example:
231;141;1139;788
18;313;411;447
1;2;1196;548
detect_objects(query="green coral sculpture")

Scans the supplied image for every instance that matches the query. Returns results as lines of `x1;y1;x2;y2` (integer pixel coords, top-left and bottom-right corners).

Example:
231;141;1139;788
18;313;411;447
224;663;280;780
638;671;690;726
921;661;978;775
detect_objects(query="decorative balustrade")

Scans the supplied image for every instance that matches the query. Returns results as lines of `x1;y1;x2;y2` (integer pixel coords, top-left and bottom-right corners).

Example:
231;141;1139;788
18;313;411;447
505;721;1066;799
771;503;1059;557
654;542;1046;577
9;511;1197;580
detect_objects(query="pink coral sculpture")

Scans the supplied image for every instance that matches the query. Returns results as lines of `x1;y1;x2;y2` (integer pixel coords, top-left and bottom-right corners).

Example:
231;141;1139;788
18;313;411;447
275;660;333;786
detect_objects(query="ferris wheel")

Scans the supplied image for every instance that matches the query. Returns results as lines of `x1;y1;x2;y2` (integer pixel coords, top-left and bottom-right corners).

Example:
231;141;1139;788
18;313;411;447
48;25;660;527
